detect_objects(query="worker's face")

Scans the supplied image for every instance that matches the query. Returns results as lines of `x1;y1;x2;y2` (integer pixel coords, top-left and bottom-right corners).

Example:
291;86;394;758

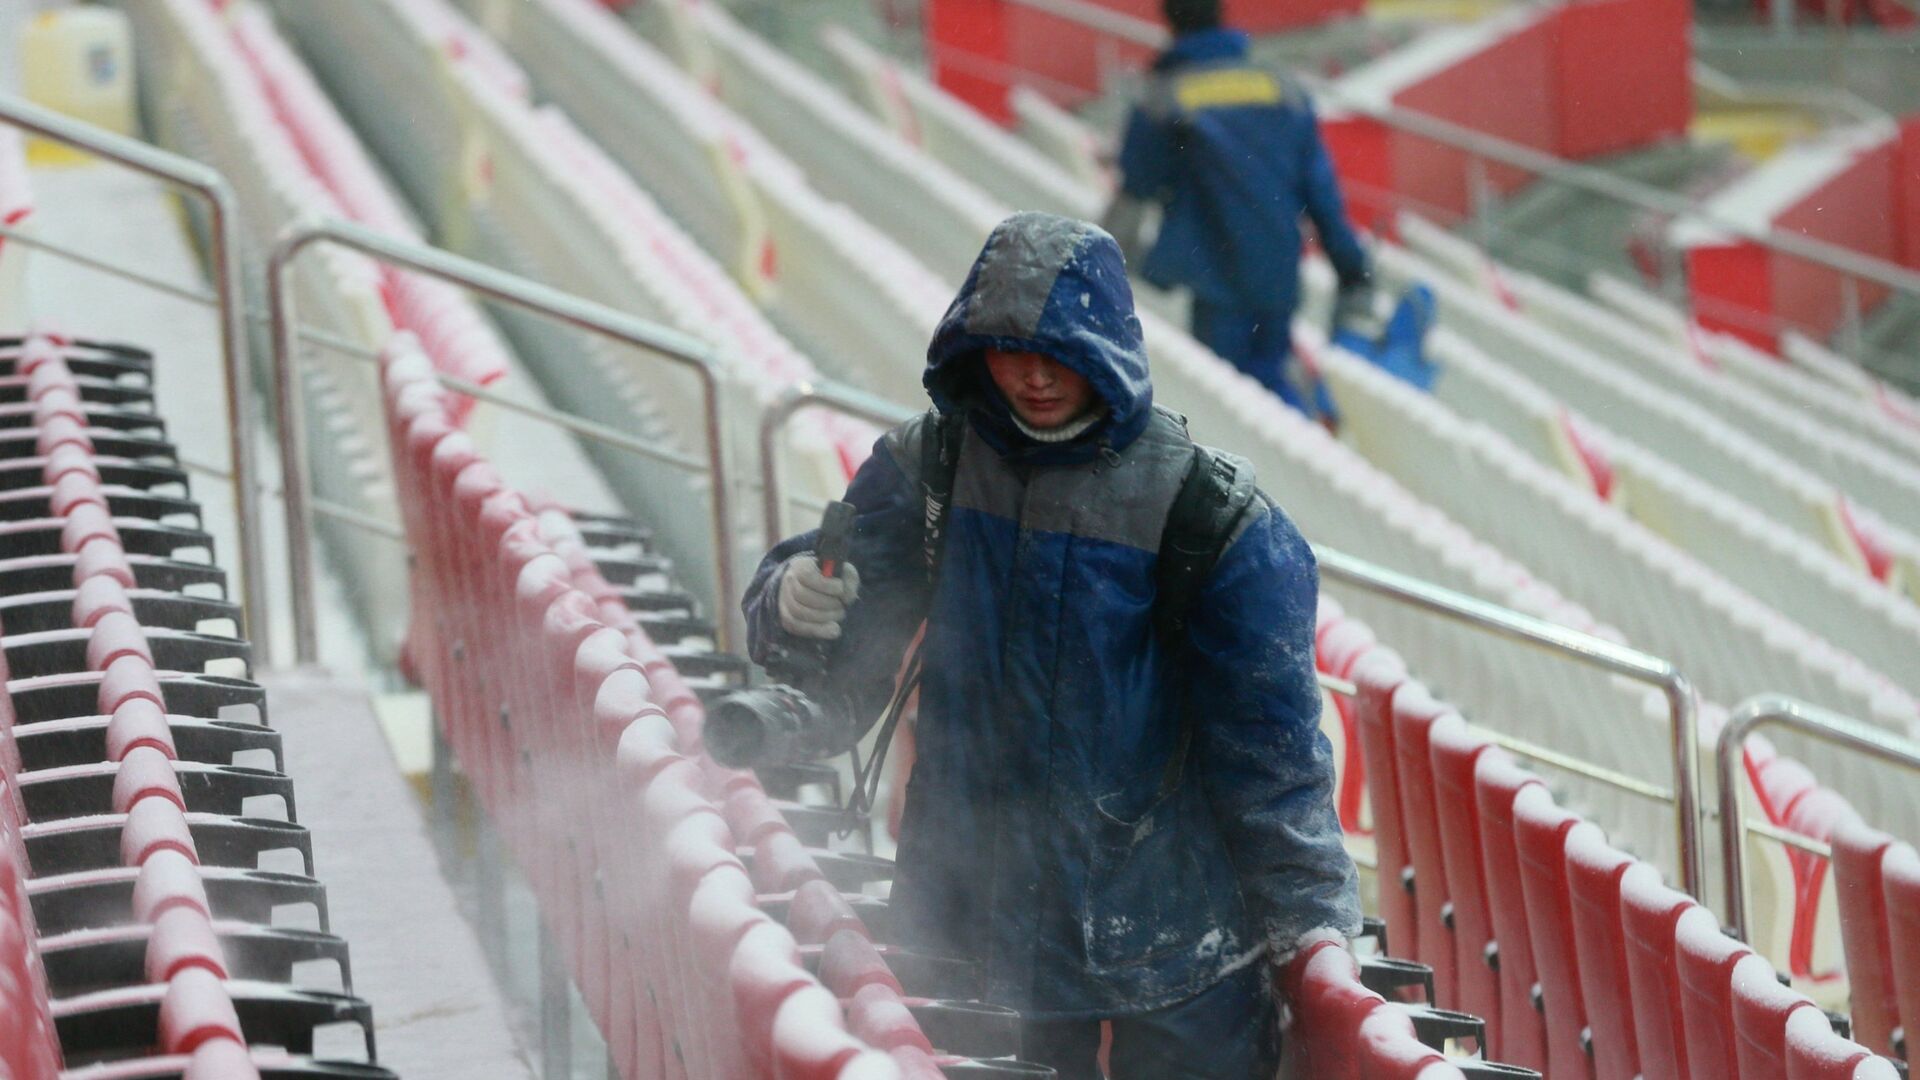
984;349;1096;430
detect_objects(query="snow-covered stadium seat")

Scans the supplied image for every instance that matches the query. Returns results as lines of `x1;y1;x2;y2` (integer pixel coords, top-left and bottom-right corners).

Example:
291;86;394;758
447;0;944;406
265;0;879;613
0;128;33;332
1380;222;1920;603
1339;255;1920;702
810;24;1102;222
123;0;405;642
1313;331;1920;846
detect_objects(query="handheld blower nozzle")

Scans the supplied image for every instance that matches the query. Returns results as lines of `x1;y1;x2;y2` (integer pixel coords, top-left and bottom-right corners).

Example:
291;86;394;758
706;500;859;770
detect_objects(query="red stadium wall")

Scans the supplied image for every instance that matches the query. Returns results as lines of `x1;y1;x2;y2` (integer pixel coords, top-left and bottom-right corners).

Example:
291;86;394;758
926;0;1364;116
1552;0;1694;159
927;0;1016;122
1688;118;1920;350
1322;0;1690;229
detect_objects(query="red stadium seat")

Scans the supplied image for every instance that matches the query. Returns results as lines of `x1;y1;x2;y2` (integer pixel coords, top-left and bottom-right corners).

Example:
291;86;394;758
1356;1002;1453;1078
819;929;904;999
1619;862;1696;1080
103;699;177;764
844;982;934;1056
1473;752;1548;1072
768;984;867;1079
1316;616;1376;832
1783;1006;1901;1079
1783;788;1850;982
1426;716;1500;1042
120;798;199;868
1882;841;1920;1064
144;909;231;984
1390;684;1459;1005
1512;785;1588;1079
131;850;211;924
1676;905;1752;1080
786;880;869;947
1829;814;1898;1057
1279;938;1380;1080
157;968;243;1055
1564;822;1639;1079
1732;952;1819;1080
183;1037;261;1080
1352;647;1414;955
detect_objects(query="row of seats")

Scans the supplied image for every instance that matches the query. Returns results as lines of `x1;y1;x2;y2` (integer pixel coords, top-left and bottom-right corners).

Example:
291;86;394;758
1829;815;1920;1060
1335;237;1920;686
375;329;1064;1077
0;333;392;1079
222;0;512;421
0;129;30;333
123;0;414;651
1310;294;1920;856
1327;592;1906;1078
247;0;876;587
306;0;948;407
1390;214;1920;605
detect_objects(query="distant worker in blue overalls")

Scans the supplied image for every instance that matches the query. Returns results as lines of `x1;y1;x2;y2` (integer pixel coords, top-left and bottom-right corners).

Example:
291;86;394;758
1104;0;1379;420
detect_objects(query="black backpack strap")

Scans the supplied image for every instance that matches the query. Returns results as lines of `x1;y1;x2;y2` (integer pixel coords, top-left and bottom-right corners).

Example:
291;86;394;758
1155;443;1260;797
920;409;965;585
1155;444;1259;642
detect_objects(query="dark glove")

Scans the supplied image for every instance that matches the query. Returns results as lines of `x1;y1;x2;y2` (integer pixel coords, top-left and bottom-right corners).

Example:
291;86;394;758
1331;274;1383;343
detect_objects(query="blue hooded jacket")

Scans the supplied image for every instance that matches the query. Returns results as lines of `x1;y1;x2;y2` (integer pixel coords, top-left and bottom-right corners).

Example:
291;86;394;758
1119;28;1371;314
743;213;1359;1018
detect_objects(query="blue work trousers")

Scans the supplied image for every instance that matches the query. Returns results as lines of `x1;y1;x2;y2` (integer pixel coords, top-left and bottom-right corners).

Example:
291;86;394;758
1019;961;1279;1080
1190;301;1305;414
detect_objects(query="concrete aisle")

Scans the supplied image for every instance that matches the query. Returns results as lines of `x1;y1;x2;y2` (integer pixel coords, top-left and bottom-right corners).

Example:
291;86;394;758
264;668;540;1080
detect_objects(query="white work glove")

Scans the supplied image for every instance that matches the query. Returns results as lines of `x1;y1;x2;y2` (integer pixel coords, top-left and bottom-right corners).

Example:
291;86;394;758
777;554;861;640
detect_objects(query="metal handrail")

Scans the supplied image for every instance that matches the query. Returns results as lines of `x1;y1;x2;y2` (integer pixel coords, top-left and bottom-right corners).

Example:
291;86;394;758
1312;543;1704;898
994;0;1920;309
758;380;917;547
0;94;268;659
1715;694;1920;943
268;218;736;663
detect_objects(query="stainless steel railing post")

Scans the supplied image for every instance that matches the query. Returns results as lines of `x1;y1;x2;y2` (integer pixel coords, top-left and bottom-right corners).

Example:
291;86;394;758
757;380;916;548
1312;544;1705;899
0;94;271;661
268;217;737;663
1716;695;1920;942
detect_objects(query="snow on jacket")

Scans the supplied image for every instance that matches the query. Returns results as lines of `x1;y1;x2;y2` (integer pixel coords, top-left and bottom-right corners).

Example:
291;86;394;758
743;212;1359;1018
1118;28;1371;313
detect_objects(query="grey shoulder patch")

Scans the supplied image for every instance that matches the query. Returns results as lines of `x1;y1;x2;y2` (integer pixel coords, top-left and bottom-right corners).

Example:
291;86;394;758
881;409;940;484
1015;410;1196;550
964;213;1096;342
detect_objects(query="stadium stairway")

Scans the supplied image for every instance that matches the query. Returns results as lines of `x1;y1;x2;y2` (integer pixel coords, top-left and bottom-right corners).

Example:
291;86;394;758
0;332;394;1079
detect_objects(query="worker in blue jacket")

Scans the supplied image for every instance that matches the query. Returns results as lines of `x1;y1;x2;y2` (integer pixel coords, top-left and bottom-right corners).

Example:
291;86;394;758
743;212;1359;1078
1105;0;1375;420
